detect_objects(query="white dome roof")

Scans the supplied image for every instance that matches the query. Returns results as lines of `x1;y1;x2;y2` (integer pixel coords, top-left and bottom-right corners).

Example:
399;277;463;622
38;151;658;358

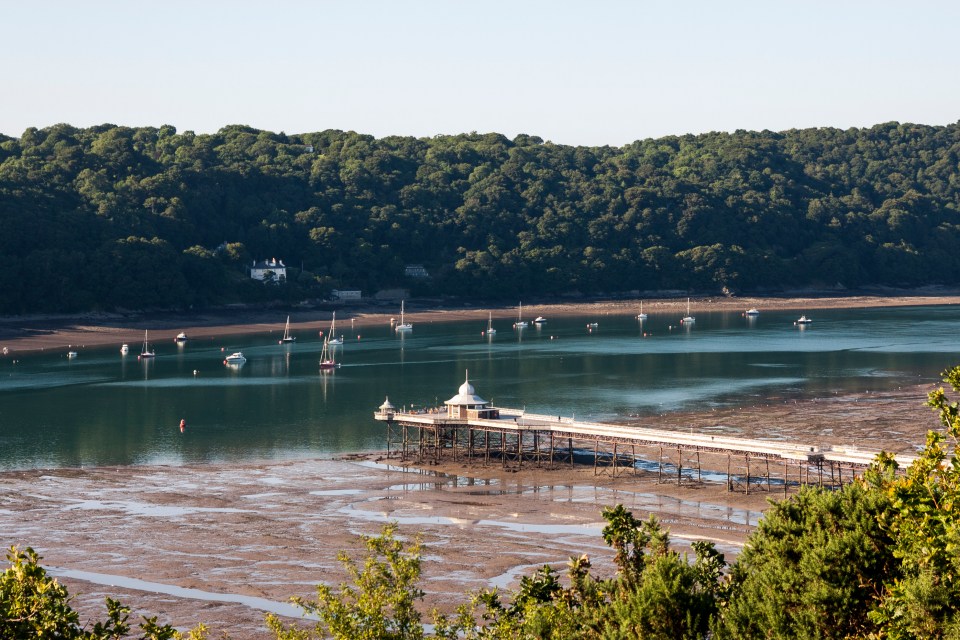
445;371;488;406
379;396;395;411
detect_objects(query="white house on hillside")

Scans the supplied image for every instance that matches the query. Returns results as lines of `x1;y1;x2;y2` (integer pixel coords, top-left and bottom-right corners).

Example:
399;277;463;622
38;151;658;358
251;258;287;283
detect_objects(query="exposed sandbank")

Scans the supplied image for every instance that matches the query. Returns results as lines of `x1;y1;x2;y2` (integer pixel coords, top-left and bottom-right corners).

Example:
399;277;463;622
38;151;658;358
2;292;959;355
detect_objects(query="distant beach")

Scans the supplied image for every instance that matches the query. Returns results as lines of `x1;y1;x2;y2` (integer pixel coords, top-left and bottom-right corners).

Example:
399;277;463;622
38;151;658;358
2;292;959;355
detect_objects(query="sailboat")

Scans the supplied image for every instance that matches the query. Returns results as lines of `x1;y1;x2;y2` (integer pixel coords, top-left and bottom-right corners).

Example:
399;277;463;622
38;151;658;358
138;330;155;359
395;301;412;331
327;311;343;345
279;315;296;344
319;335;339;370
637;300;648;321
485;311;496;336
680;298;695;324
513;302;528;329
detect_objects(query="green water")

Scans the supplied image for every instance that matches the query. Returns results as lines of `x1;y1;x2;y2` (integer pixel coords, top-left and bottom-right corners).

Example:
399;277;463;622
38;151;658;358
1;305;958;470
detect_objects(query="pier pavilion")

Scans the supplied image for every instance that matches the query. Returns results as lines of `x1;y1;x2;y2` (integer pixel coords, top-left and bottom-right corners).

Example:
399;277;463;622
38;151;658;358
374;374;916;495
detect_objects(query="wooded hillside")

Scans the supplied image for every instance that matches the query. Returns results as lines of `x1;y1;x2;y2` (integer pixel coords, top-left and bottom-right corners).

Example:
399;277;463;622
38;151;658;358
1;121;958;312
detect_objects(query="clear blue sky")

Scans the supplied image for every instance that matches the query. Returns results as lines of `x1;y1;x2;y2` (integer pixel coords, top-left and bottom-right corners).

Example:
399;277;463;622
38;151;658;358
2;0;957;146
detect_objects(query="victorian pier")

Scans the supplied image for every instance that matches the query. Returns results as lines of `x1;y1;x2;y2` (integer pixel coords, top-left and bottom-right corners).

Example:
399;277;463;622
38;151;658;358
374;374;916;495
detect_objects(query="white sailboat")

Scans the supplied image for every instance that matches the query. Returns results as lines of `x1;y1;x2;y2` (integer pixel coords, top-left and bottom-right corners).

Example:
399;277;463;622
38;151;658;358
513;302;528;329
327;311;343;345
680;298;695;324
395;301;413;331
485;311;496;335
138;330;155;359
637;300;648;321
319;336;339;370
279;315;296;344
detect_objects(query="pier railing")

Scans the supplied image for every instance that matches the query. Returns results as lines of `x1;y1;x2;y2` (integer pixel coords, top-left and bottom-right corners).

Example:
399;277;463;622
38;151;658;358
374;406;916;494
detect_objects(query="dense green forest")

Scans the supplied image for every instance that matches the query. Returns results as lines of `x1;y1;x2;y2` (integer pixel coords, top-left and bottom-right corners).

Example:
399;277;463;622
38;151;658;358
1;121;959;313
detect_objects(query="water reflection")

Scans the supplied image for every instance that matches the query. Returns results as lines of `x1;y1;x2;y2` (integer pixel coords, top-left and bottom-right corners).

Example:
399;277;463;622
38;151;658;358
1;306;960;470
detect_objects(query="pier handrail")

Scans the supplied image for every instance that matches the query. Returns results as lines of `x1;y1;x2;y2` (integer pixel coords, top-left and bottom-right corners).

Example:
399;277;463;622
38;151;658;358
376;406;918;468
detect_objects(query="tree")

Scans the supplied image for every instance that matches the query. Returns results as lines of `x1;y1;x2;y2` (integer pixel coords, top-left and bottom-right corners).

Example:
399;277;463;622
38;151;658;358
0;546;207;639
267;523;425;640
869;365;960;638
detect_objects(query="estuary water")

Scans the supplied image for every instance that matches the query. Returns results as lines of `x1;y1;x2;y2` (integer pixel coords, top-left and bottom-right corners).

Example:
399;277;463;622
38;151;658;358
1;305;958;471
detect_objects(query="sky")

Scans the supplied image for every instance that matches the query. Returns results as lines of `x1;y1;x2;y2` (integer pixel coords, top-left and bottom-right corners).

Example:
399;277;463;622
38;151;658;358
2;0;958;147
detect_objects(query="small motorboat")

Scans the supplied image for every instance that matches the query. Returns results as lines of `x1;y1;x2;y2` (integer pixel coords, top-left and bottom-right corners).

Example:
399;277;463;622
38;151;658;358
745;309;760;316
587;322;598;328
224;351;247;365
795;315;812;325
120;344;129;355
67;351;78;359
174;332;188;343
534;316;547;324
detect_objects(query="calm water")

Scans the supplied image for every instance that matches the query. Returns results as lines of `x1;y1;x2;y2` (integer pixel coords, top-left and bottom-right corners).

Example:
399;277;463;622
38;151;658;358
1;306;958;471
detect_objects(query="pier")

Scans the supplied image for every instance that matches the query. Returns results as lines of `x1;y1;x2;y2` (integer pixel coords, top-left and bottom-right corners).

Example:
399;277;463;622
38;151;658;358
374;374;917;495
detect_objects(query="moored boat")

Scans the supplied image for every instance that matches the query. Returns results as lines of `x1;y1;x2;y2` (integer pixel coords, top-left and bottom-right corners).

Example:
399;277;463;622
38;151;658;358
138;330;156;359
224;351;247;365
279;316;296;344
395;301;413;332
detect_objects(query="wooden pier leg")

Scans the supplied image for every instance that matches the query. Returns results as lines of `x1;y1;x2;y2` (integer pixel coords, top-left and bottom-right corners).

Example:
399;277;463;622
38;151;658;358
632;445;638;476
517;432;523;470
677;446;682;486
452;426;458;462
766;459;771;491
783;460;788;497
613;443;618;477
726;454;732;492
569;438;574;468
696;451;702;483
501;431;506;469
594;440;600;476
549;433;555;467
534;431;541;467
745;455;751;495
818;461;823;487
484;430;490;465
658;447;663;484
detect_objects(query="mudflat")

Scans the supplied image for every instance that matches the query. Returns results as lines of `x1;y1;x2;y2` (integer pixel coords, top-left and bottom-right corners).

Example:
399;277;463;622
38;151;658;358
1;381;942;639
1;295;953;637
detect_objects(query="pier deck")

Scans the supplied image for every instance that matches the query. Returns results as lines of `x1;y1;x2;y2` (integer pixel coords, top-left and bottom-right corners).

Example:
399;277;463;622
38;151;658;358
374;405;916;494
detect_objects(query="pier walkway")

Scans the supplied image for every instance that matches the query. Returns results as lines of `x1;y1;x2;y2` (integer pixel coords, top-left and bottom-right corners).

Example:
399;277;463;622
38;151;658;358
373;375;917;495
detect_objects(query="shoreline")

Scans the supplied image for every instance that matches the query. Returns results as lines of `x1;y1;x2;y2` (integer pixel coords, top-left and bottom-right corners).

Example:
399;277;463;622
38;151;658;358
2;292;959;355
1;381;942;639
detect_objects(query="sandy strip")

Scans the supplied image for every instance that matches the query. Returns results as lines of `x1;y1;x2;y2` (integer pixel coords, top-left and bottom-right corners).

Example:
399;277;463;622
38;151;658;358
2;293;959;355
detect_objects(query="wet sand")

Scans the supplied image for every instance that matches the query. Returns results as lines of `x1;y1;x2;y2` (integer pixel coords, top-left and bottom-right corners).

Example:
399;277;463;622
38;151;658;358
1;295;952;636
1;382;942;639
2;292;959;355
